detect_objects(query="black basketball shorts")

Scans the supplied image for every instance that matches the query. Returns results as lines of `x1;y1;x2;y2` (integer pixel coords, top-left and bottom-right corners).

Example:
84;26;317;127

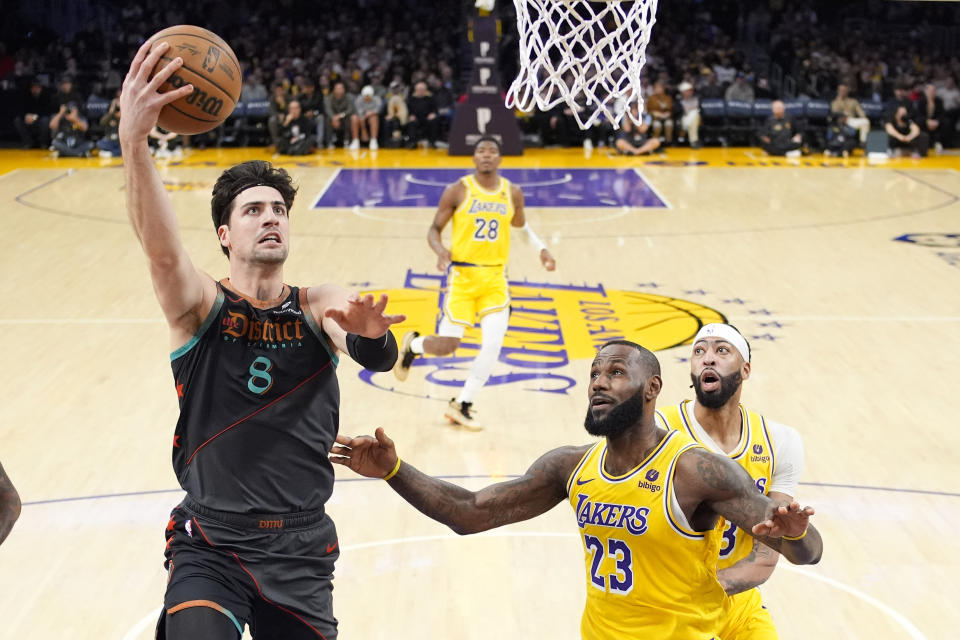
158;497;339;639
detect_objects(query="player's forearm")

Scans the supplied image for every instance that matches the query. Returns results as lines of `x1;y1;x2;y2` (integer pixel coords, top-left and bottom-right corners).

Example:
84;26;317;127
754;522;822;565
122;143;186;261
0;464;21;546
386;462;496;535
717;542;778;595
427;226;447;257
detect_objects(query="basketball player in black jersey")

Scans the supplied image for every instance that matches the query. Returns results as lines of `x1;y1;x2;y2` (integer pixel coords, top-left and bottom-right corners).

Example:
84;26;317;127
120;41;404;640
0;461;19;546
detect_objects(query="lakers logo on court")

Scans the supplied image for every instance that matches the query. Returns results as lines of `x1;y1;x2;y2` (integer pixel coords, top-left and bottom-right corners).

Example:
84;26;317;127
359;269;731;396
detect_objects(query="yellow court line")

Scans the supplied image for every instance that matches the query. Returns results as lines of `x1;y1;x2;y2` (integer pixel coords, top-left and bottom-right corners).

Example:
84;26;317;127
2;147;960;174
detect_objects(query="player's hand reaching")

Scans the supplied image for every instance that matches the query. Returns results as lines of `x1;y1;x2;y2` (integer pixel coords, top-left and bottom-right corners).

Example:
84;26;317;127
324;293;406;339
119;40;194;145
540;248;556;271
752;500;814;538
330;428;398;479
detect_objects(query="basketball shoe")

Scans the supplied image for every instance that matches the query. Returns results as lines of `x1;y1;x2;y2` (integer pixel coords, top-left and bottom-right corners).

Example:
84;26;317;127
444;399;482;431
393;331;420;381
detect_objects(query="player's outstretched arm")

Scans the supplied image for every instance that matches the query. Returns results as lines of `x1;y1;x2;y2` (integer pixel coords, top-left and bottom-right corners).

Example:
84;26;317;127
308;285;405;370
676;448;823;565
119;41;216;339
331;428;586;534
0;461;21;546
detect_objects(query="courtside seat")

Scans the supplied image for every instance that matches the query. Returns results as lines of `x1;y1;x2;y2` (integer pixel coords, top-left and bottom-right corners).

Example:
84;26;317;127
861;100;885;127
699;98;726;145
724;99;755;145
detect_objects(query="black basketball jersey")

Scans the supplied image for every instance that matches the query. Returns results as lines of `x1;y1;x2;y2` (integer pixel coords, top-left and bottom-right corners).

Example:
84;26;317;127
170;280;339;514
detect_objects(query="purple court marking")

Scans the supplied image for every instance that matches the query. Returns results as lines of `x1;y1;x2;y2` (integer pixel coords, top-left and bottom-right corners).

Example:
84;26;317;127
312;168;667;208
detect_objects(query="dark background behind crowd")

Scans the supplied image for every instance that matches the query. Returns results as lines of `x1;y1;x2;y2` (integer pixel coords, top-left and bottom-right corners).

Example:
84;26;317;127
2;0;959;155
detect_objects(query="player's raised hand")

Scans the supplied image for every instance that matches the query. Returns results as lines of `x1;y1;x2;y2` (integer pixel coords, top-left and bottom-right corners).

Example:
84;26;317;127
752;500;815;538
119;41;194;143
540;248;556;271
330;428;398;479
323;293;405;338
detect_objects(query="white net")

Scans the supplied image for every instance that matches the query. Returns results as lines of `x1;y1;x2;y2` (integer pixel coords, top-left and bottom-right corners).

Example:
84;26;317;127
506;0;659;130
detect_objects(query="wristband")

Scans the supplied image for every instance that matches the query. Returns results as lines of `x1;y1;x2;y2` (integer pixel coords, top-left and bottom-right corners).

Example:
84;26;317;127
383;457;402;481
782;529;807;541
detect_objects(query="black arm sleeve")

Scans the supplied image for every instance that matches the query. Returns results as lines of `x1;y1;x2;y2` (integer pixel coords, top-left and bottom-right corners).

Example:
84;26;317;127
346;331;399;372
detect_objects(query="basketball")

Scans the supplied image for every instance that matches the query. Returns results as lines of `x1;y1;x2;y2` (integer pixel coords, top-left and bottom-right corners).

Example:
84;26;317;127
147;25;242;135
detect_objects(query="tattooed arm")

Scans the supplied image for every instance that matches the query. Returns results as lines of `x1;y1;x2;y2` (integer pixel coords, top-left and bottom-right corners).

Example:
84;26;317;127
331;428;589;534
717;536;780;595
0;461;21;545
716;489;793;594
675;448;822;565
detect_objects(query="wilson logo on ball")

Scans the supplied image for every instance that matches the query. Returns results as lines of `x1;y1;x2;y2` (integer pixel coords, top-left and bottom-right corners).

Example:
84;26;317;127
148;25;242;135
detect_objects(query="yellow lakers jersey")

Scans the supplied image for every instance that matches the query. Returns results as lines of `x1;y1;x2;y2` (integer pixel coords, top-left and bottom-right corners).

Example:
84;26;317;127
450;175;515;266
567;430;727;640
657;401;776;569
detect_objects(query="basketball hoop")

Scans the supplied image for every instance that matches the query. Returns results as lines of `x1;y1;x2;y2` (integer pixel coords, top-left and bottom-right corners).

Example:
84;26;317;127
505;0;659;129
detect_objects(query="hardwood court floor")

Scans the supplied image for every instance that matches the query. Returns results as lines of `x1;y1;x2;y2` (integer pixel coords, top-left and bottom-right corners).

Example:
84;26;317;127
0;146;957;639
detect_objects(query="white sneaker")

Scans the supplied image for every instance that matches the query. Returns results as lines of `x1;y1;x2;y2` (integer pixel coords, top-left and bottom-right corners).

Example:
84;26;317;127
156;147;172;159
369;138;378;151
349;139;360;151
444;399;482;431
583;138;593;152
99;150;113;158
785;149;802;158
935;142;943;153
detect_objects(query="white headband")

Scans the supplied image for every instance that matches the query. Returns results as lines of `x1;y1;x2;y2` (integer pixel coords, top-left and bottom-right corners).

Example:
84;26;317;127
693;324;750;362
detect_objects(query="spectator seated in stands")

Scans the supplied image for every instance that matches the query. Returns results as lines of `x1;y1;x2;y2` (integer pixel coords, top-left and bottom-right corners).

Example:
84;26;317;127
830;82;870;146
938;76;959;148
532;84;569;148
428;74;454;148
916;83;945;152
615;104;661;155
885;105;929;158
759;100;803;157
646;81;674;145
351;85;381;151
297;79;324;147
383;79;408;147
325;81;356;149
49;102;94;157
97;97;121;158
277;99;316;155
13;78;51;149
267;83;289;150
677;81;701;149
406;80;440;149
52;76;82;112
724;72;755;103
824;113;858;157
698;71;724;100
148;125;183;159
240;71;268;103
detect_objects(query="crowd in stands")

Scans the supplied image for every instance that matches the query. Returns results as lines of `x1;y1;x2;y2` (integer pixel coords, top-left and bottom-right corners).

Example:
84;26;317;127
2;0;960;158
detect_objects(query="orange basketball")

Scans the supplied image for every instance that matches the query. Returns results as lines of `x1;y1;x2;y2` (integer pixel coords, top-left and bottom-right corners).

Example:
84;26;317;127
148;25;242;135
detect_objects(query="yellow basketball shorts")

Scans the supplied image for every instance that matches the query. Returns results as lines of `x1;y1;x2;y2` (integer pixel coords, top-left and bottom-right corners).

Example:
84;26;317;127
442;265;509;329
718;588;778;640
